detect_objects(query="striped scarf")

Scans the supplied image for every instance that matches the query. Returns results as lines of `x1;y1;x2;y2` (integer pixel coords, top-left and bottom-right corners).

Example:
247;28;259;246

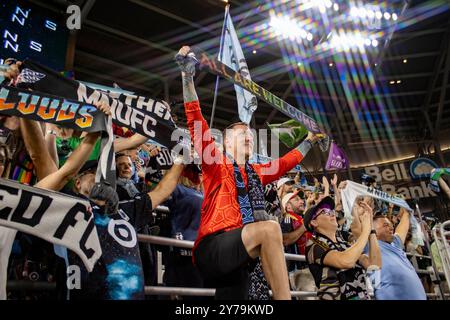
229;156;273;300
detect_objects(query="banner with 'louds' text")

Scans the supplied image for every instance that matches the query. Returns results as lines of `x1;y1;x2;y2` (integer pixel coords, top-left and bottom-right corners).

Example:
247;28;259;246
0;84;116;188
0;178;102;272
16;59;179;149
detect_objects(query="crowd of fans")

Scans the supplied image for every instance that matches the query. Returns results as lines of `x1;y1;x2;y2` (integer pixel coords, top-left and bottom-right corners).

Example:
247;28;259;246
0;56;449;301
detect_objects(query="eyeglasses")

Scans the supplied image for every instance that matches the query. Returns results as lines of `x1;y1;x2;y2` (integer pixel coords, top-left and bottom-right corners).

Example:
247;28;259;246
313;208;335;220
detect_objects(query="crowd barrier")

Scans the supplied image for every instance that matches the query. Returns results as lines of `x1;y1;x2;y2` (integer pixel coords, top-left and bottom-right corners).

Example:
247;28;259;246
138;233;448;300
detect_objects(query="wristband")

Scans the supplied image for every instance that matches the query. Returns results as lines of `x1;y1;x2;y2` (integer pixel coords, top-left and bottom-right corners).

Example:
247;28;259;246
296;139;313;156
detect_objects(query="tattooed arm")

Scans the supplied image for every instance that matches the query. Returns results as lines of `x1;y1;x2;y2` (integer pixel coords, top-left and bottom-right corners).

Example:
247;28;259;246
175;46;220;174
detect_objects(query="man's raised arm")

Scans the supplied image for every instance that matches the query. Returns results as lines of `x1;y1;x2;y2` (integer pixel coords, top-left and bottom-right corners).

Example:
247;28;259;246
258;132;321;185
35;103;111;191
175;46;220;171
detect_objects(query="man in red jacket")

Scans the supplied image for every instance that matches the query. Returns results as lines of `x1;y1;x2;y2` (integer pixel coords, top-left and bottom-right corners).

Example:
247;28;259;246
175;46;325;300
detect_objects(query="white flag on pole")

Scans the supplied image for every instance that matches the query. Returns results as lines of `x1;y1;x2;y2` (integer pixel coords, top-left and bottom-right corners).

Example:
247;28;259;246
220;12;258;124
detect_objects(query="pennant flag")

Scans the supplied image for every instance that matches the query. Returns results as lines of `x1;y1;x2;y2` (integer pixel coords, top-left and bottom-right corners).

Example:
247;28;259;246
220;10;258;124
267;119;308;148
325;142;349;171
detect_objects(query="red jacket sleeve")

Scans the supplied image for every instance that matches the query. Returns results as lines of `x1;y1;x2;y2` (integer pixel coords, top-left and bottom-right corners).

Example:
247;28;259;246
184;101;221;174
254;149;304;185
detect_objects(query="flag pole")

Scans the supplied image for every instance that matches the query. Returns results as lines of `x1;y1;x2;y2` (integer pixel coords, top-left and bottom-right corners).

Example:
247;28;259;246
209;4;230;128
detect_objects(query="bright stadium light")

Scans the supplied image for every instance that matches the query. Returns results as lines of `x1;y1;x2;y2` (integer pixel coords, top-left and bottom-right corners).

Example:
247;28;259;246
392;13;398;20
329;32;375;51
375;11;383;19
269;15;311;43
333;3;339;11
359;8;367;18
371;39;379;47
384;12;391;20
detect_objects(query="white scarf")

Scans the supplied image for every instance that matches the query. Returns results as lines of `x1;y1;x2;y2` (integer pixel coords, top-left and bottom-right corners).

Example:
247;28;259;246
340;181;424;246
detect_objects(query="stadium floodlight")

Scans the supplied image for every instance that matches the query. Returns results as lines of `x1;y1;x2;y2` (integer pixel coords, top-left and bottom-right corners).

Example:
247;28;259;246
269;15;312;42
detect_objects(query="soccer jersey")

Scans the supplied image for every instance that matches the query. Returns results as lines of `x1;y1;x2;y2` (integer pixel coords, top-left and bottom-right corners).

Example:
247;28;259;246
306;233;370;300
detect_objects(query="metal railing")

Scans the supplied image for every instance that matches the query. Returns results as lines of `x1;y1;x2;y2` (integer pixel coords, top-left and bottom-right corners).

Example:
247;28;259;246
137;233;447;300
138;234;313;298
433;221;450;292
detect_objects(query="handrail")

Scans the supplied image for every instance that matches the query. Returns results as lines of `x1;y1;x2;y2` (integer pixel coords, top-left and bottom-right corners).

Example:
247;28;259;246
138;234;306;262
144;286;317;298
406;252;432;260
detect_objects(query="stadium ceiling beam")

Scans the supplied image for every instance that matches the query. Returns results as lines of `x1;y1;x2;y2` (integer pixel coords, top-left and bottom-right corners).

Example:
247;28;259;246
272;71;439;86
420;21;450;138
391;28;447;39
84;20;174;54
81;0;96;23
383;51;440;61
127;0;216;36
74;66;154;93
434;35;450;139
75;50;168;90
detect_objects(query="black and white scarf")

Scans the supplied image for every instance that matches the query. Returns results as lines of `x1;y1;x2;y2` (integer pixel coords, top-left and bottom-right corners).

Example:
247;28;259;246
228;155;275;300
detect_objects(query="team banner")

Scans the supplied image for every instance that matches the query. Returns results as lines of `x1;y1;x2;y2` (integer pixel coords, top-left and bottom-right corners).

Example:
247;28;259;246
16;59;179;149
198;52;322;134
0;85;116;188
0;178;102;272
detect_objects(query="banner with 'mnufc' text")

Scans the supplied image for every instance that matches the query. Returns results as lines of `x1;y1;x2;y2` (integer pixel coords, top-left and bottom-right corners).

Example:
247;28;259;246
0;84;116;188
16;59;179;149
0;179;101;271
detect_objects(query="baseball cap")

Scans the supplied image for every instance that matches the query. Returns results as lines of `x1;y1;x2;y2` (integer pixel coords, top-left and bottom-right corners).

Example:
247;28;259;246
78;160;98;176
303;196;335;232
277;177;294;189
281;190;305;211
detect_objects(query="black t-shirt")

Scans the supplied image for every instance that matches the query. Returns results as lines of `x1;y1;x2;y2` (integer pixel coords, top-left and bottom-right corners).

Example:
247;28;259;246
306;232;370;300
66;192;153;300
